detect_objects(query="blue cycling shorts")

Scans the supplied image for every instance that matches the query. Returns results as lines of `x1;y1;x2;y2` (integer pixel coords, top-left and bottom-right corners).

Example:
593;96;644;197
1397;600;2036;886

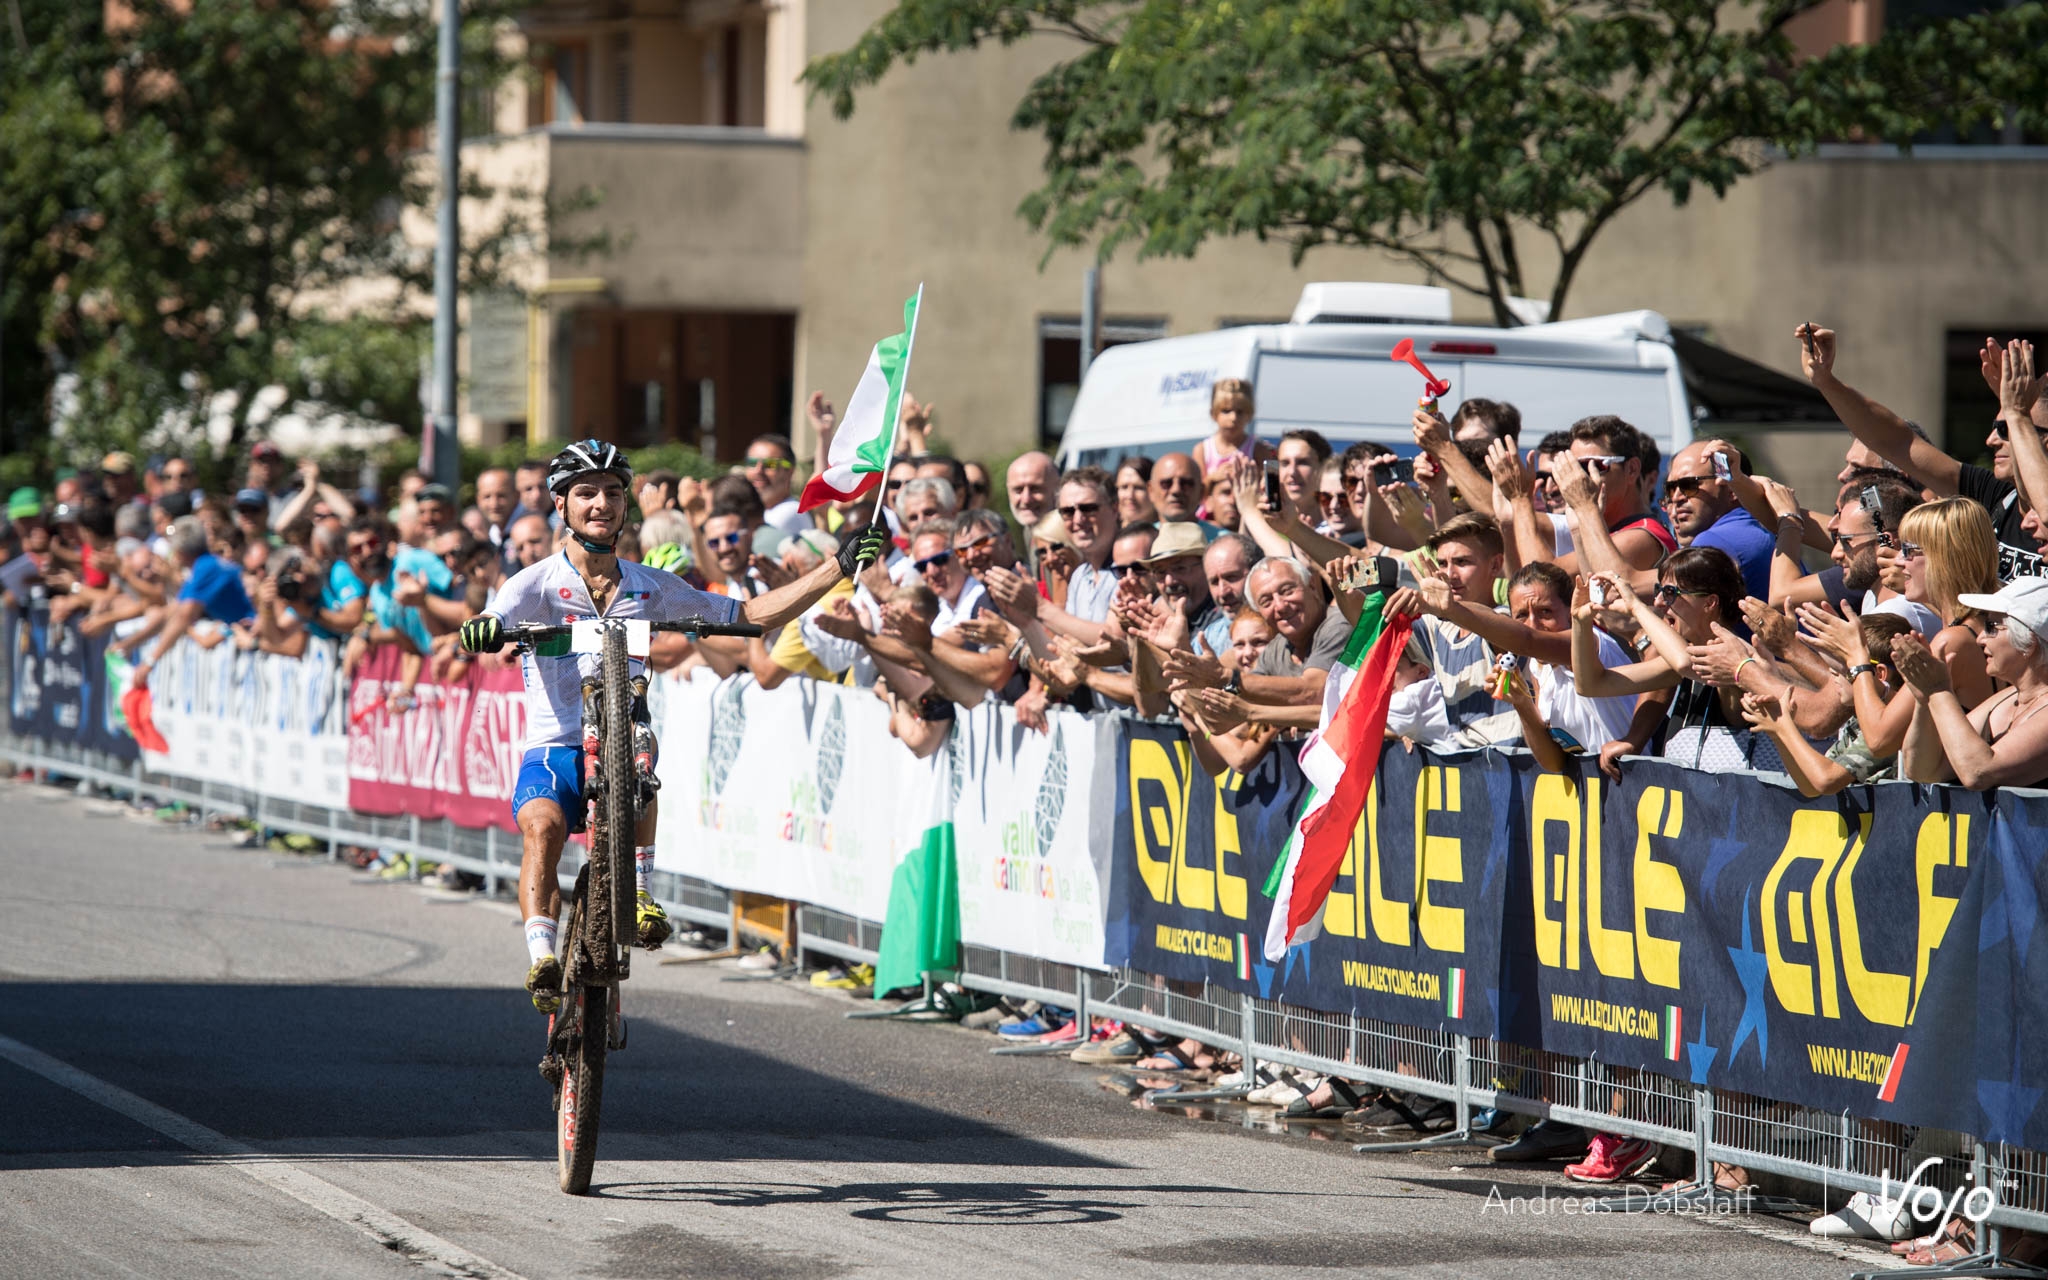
512;746;586;833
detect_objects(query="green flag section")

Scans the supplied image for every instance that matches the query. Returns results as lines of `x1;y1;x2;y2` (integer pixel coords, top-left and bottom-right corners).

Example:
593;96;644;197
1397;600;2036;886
872;739;960;996
872;822;959;997
799;286;924;512
1262;592;1413;961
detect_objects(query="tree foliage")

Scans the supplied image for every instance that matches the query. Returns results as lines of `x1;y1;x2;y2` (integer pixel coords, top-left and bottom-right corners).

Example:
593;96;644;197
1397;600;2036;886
806;0;2048;325
0;0;550;466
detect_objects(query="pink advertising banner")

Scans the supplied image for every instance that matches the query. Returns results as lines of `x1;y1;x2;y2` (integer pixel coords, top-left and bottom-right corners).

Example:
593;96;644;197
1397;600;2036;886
347;645;528;832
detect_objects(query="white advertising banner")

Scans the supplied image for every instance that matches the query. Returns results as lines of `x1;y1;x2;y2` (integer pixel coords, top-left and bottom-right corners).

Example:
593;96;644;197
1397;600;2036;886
652;669;902;922
946;701;1107;971
652;671;1108;971
143;635;351;810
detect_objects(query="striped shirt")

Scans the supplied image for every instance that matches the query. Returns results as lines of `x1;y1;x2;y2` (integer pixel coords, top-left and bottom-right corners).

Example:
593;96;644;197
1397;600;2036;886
1412;614;1520;748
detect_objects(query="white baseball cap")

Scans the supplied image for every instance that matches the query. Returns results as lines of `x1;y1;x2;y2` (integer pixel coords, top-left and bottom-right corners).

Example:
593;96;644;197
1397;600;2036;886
1958;577;2048;641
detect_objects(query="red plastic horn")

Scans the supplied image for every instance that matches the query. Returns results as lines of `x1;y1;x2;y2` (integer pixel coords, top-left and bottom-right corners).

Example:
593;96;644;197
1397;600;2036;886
1390;338;1452;400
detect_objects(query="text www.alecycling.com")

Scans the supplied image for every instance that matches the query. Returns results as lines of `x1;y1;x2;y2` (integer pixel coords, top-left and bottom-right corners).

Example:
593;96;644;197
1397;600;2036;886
1550;993;1661;1041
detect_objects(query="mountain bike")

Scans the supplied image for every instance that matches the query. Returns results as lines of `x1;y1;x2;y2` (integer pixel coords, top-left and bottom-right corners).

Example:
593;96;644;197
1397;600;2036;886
502;613;762;1194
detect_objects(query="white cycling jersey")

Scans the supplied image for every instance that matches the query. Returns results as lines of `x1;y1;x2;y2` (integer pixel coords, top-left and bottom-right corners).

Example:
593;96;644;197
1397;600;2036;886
486;552;742;751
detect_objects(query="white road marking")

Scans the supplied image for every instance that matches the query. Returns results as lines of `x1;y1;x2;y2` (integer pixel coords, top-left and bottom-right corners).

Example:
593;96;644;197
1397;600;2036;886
0;1032;532;1280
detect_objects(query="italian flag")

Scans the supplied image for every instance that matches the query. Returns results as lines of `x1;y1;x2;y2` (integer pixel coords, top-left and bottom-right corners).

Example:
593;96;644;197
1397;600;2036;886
1445;967;1467;1019
800;287;924;511
1662;1006;1684;1061
1261;592;1413;961
873;739;959;996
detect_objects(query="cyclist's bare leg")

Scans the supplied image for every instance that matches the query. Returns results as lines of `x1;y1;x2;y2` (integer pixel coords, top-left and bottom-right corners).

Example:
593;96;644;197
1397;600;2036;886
517;797;568;924
636;793;657;848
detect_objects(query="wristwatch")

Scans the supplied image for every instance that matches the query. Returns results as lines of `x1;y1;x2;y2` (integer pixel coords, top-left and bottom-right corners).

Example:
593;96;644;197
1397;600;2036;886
1224;669;1244;695
1848;661;1881;682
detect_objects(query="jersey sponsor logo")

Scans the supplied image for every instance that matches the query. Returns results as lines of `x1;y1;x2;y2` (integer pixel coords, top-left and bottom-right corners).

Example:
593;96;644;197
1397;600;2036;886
558;587;574;599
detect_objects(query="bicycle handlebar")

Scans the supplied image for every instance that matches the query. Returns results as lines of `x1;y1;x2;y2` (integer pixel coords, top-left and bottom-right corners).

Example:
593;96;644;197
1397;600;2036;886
503;615;765;647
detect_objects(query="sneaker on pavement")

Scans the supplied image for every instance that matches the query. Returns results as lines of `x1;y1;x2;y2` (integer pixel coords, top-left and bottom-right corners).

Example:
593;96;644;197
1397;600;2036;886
960;1001;1023;1031
526;955;563;1014
811;964;876;990
997;1012;1068;1038
1565;1132;1658;1183
1811;1191;1916;1241
377;853;413;880
1071;1033;1143;1065
735;946;781;971
1246;1073;1318;1107
635;890;673;948
1490;1118;1588;1163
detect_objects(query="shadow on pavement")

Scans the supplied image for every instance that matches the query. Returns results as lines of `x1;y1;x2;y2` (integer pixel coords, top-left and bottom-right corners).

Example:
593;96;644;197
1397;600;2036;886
0;982;1109;1171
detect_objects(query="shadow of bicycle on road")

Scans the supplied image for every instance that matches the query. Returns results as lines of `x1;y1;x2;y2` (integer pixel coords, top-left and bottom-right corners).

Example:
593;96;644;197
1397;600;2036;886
592;1177;1408;1226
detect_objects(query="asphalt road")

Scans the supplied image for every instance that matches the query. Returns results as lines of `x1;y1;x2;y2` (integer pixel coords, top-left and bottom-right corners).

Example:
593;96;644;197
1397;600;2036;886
0;778;1905;1279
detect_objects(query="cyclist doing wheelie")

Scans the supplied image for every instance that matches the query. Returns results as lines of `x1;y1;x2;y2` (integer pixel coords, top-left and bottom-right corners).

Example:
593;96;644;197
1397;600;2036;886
457;440;886;1012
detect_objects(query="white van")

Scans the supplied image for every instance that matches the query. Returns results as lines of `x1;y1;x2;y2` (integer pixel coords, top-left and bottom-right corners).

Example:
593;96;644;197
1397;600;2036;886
1057;283;1700;470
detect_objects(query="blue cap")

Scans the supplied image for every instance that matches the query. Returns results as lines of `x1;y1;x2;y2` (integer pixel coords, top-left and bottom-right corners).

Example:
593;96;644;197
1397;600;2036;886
233;488;269;510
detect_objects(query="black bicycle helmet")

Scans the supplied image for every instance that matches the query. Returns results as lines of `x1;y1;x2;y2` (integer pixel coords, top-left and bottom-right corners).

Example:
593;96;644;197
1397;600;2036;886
546;439;634;496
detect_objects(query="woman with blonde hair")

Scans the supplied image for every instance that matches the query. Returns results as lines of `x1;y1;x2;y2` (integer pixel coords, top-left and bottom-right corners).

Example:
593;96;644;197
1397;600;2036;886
1191;377;1275;475
1888;497;1997;708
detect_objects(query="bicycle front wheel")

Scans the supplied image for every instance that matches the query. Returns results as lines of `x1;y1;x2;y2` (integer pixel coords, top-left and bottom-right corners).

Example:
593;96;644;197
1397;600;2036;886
602;628;637;949
556;981;607;1194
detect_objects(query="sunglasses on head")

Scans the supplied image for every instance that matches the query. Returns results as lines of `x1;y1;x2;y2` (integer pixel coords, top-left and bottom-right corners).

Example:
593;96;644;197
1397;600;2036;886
1057;502;1101;520
913;549;955;573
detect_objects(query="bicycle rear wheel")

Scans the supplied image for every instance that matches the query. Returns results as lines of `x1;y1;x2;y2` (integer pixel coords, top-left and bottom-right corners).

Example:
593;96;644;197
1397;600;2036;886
602;628;636;948
556;979;607;1194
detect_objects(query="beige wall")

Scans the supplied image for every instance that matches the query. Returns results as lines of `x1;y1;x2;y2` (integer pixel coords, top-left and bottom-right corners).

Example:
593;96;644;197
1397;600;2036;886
797;0;2048;466
547;132;806;312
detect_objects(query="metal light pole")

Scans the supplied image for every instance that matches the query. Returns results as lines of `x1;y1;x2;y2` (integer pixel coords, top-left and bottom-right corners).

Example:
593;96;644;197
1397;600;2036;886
429;0;461;490
1079;265;1099;379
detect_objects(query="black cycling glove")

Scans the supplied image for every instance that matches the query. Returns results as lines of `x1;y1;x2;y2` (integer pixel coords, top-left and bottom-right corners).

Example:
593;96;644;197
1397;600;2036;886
836;524;889;580
458;615;504;654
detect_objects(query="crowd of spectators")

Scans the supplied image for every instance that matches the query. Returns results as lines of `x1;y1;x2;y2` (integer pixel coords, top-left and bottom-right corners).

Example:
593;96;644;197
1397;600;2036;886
7;324;2048;1227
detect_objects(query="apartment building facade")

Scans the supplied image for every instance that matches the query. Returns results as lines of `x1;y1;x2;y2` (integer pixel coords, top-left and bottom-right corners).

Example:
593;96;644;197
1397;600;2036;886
459;0;2048;467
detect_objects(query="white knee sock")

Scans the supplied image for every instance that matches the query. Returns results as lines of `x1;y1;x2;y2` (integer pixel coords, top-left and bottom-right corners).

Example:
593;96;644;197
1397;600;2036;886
636;845;655;893
525;915;558;963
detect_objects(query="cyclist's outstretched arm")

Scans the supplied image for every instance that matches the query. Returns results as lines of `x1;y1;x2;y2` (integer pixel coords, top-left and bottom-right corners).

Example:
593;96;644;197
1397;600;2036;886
743;526;887;631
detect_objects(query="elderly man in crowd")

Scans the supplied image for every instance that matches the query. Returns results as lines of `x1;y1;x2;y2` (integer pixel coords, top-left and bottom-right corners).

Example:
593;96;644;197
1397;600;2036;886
1006;452;1059;530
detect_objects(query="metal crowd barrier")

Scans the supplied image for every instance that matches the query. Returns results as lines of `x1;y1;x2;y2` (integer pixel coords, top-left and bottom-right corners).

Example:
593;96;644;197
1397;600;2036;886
4;692;2041;1258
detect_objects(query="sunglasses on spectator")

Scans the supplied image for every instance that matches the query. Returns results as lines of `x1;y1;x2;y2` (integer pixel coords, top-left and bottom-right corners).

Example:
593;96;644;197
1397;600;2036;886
1831;529;1882;550
1990;421;2048;442
1651;583;1715;603
745;456;793;471
885;478;907;494
346;540;381;556
913;549;955;573
1898;540;1926;559
1317;491;1341;508
1156;477;1199;492
1111;561;1153;576
967;481;989;496
708;532;745;549
1057;502;1101;520
953;532;995;555
1663;476;1713;497
1583;455;1629;475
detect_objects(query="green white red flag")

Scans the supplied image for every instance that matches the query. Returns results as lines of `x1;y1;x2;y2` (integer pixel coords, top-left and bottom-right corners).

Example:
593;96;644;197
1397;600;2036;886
799;287;924;511
1262;593;1412;961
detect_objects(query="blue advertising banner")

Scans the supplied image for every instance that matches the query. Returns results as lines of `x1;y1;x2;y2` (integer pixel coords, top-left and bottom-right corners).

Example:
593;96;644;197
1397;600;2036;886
4;603;138;762
1107;720;2045;1142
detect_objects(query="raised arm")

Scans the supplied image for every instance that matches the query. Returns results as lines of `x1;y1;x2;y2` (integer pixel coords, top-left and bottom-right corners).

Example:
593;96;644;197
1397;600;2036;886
1800;324;1962;496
